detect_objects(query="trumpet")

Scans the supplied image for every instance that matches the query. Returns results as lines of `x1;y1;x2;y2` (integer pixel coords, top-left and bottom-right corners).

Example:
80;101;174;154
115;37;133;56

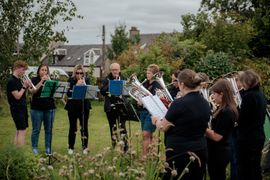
21;74;37;90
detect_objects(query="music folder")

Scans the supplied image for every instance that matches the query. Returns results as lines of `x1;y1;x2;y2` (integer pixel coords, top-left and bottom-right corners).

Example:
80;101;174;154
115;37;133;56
40;80;59;98
109;80;124;96
72;85;100;100
141;95;168;120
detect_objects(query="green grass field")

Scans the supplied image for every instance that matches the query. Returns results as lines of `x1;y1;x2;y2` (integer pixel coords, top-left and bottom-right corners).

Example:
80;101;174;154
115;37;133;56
0;98;142;155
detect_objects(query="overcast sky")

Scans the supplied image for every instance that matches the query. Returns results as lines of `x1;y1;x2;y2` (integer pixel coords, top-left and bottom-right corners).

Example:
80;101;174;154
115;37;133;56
60;0;201;45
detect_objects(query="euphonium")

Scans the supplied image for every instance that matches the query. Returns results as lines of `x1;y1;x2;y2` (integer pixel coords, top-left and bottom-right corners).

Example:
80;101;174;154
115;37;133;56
126;74;152;102
21;74;37;90
154;72;174;103
223;72;242;107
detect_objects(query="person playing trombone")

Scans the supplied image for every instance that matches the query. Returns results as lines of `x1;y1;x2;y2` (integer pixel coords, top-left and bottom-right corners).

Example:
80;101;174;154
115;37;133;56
29;64;55;155
6;60;31;147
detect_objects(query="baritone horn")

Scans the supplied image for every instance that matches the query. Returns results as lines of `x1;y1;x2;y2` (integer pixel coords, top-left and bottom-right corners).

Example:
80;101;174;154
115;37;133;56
154;72;174;102
126;74;152;102
21;74;37;90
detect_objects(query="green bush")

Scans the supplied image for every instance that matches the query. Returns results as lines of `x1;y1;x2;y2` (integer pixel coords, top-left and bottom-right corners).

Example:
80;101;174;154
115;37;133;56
195;50;236;79
0;146;38;180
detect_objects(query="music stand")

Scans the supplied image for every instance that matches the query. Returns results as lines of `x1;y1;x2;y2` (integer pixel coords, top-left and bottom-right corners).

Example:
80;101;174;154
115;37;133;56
40;80;61;165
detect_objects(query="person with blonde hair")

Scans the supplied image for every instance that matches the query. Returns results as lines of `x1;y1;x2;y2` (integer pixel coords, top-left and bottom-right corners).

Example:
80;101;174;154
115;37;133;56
65;64;92;155
6;60;30;147
152;69;211;180
237;69;267;180
138;64;162;158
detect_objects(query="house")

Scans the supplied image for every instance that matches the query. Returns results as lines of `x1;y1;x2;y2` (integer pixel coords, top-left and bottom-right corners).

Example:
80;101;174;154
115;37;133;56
42;27;161;80
42;44;107;79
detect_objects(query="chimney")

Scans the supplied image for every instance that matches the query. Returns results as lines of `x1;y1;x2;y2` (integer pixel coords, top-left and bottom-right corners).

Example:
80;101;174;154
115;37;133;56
129;26;140;39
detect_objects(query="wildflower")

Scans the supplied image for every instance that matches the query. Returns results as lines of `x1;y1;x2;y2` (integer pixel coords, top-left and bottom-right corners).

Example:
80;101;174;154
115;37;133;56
88;169;95;175
83;172;89;177
171;169;178;177
164;162;170;168
190;155;196;162
183;167;189;174
119;172;125;177
107;166;114;171
40;166;46;172
47;165;53;170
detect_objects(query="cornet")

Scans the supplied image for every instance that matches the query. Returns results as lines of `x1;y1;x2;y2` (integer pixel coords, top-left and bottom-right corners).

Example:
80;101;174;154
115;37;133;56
21;74;37;90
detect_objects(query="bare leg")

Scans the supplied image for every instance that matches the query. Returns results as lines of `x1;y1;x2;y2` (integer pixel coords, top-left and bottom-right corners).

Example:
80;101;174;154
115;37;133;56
15;130;27;147
142;131;153;158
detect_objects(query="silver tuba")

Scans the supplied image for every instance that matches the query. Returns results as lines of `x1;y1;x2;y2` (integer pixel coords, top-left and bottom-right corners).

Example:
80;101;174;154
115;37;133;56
154;72;174;103
21;74;37;90
126;74;152;102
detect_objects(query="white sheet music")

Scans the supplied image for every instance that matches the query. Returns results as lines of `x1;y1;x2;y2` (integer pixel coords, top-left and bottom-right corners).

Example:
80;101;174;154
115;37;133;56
141;95;168;120
54;82;70;98
85;85;100;100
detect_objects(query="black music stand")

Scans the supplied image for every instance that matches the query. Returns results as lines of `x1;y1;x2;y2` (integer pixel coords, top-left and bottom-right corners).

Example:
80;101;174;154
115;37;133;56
40;80;61;165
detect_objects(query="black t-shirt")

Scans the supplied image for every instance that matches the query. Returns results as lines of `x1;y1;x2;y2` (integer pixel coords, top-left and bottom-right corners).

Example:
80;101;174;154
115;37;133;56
165;91;211;153
142;80;161;95
169;86;180;99
6;75;26;107
207;106;236;150
30;77;56;110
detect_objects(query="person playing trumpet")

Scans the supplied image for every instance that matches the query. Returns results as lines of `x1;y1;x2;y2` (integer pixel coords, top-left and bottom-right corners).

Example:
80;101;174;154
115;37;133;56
28;64;55;155
6;60;31;147
65;64;91;155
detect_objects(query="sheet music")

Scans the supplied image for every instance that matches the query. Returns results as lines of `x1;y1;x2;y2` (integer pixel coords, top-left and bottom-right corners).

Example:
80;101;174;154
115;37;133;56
85;85;100;100
54;82;70;98
141;95;168;120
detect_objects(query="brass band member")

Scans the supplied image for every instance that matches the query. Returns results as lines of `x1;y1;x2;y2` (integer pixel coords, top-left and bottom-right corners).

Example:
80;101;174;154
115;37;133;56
237;69;267;180
65;64;91;155
206;79;238;180
29;64;55;155
6;60;30;147
138;64;162;157
169;70;180;99
152;69;211;180
100;63;128;152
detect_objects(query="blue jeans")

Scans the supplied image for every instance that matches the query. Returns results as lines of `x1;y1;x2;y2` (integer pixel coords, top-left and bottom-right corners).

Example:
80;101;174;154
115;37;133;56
31;109;55;150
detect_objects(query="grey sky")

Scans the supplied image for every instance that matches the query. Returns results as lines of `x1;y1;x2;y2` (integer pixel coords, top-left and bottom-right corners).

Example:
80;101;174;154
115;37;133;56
61;0;201;45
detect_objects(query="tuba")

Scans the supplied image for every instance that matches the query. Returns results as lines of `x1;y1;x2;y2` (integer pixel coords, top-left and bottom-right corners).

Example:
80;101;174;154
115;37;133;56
154;72;174;104
223;72;242;107
21;74;37;90
126;74;152;102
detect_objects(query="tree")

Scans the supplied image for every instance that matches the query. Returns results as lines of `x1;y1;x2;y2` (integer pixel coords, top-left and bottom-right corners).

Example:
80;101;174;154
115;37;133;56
200;0;270;57
107;24;129;60
0;0;80;89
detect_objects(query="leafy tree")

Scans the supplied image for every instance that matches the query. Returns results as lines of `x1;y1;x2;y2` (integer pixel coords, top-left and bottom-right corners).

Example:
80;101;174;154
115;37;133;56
200;0;270;57
0;0;80;89
107;24;129;60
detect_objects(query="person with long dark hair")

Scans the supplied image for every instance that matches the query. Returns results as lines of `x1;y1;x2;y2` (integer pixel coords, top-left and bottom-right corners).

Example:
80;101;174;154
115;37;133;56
65;64;92;155
237;69;267;180
206;79;238;180
29;64;55;155
152;69;211;180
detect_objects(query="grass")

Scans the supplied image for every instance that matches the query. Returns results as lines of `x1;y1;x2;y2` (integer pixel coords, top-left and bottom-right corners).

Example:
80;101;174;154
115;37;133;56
0;97;142;155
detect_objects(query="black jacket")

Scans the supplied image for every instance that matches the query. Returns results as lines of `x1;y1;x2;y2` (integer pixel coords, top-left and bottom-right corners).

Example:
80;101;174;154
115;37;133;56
100;73;126;112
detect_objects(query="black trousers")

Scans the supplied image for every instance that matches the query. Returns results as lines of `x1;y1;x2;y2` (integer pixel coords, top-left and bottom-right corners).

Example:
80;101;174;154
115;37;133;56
238;140;264;180
208;147;230;180
163;149;207;180
67;109;89;150
106;109;128;150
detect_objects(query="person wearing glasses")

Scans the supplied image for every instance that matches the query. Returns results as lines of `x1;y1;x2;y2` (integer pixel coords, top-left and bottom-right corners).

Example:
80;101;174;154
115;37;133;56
65;64;92;155
29;64;55;155
100;62;128;152
6;60;30;147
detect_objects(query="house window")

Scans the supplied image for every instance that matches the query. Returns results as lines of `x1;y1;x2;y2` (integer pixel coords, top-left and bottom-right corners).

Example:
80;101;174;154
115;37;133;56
90;51;94;64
